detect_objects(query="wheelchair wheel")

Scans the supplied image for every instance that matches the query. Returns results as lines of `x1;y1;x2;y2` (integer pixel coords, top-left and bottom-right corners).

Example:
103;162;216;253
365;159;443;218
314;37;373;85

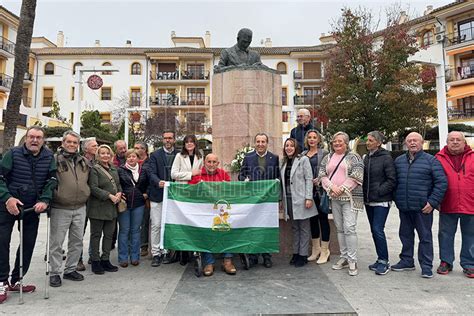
240;254;250;270
193;252;202;277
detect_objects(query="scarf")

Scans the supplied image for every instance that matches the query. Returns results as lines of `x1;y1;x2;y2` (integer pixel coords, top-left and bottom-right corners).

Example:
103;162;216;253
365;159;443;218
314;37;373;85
125;162;139;182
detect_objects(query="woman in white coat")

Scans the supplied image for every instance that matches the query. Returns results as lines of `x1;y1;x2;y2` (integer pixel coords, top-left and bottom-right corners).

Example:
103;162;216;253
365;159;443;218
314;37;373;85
170;134;203;264
281;138;318;267
171;134;203;183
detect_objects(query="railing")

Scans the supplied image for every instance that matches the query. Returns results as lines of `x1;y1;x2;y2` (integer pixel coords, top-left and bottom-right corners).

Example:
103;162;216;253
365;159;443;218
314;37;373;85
24;72;33;81
22;96;32;107
448;107;474;119
444;30;474;47
0;73;13;90
43;97;53;107
150;71;179;80
294;95;321;105
181;70;210;80
179;96;209;106
0;36;15;55
445;65;474;82
149;94;180;106
293;70;323;80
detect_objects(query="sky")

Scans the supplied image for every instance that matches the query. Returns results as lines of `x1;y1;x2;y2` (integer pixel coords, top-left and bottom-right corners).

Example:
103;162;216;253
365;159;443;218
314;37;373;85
1;0;453;48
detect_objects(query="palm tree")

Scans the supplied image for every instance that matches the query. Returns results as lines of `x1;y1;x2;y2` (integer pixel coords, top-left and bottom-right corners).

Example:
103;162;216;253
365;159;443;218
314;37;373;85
2;0;37;150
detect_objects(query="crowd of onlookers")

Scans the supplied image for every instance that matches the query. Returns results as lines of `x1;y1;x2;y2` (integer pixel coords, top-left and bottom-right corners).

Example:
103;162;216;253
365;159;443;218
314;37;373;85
0;111;472;304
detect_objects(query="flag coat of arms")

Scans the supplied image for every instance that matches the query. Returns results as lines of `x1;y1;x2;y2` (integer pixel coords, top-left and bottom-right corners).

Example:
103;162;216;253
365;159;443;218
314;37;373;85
161;180;280;254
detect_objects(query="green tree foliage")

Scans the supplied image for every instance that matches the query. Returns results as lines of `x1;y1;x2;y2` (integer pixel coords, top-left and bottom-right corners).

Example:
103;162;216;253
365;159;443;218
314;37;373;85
321;8;436;140
80;110;103;130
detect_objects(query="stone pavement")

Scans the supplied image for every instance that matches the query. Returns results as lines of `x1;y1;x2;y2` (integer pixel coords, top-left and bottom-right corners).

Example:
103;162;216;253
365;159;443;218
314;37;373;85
1;206;472;315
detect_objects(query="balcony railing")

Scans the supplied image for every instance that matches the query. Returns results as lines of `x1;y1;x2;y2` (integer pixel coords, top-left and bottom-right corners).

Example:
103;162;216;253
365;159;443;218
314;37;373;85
445;65;474;82
444;30;474;47
43;97;53;107
293;70;323;80
150;71;179;80
0;73;13;90
24;72;33;81
179;96;209;106
181;70;210;80
294;95;321;105
149;95;210;106
448;107;474;119
0;36;15;55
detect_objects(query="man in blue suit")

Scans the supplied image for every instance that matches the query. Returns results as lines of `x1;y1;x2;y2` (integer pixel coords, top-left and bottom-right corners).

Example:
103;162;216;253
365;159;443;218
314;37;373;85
239;133;280;268
148;131;178;267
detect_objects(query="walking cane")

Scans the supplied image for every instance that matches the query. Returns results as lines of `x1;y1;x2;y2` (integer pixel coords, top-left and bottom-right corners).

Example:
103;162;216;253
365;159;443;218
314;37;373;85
44;206;51;299
18;206;35;305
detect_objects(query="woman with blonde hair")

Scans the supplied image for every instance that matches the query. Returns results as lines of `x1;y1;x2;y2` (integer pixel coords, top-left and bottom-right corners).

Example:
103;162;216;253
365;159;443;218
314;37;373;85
319;132;364;276
302;129;330;264
88;145;122;274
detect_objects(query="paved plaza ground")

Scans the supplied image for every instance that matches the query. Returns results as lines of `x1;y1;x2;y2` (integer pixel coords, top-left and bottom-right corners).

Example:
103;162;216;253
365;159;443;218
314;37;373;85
1;206;472;315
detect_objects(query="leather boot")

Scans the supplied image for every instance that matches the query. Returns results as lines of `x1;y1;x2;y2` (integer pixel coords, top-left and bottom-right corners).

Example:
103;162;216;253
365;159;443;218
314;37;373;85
317;241;330;264
307;238;321;261
221;258;237;275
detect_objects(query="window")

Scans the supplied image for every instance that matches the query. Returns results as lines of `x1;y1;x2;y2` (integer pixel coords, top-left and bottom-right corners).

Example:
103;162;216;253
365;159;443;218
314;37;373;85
459;19;474;42
44;63;54;75
187;87;206;105
422;31;433;47
303;62;322;79
102;62;112;75
70;112;74;125
303;87;321;104
43;88;53;107
277;62;287;74
101;87;112;100
461;96;474;117
186;63;205;79
71;87;75;100
281;87;287;106
22;88;30;107
130;88;141;107
72;62;83;75
131;62;141;75
100;112;111;123
282;111;289;123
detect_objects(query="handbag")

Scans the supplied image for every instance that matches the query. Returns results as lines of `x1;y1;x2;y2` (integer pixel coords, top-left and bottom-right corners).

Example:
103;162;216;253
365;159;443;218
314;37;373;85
319;153;347;214
118;200;128;213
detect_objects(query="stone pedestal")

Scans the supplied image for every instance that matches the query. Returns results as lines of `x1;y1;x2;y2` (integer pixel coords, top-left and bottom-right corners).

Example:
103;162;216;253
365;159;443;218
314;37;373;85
212;69;282;170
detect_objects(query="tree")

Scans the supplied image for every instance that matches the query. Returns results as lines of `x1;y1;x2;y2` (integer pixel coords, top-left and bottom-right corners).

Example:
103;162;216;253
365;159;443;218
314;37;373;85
81;110;102;130
321;8;436;140
2;0;37;150
144;109;182;146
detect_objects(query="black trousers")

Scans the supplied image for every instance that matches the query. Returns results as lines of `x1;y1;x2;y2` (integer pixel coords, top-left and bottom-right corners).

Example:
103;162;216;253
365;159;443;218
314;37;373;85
0;210;40;284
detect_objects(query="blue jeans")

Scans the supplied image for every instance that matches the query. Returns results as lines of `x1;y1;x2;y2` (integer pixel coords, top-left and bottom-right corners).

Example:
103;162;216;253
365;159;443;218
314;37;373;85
398;211;433;270
118;205;145;263
439;213;474;269
366;205;390;262
202;253;233;265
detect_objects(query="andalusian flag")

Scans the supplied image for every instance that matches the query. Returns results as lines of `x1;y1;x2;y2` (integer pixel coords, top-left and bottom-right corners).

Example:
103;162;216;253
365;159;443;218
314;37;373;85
161;180;280;253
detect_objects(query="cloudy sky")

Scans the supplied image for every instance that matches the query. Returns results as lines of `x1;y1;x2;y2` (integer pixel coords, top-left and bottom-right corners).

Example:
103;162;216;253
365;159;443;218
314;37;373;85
2;0;453;47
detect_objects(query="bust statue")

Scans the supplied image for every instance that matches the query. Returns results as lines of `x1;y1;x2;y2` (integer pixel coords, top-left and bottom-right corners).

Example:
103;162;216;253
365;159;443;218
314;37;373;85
215;28;273;73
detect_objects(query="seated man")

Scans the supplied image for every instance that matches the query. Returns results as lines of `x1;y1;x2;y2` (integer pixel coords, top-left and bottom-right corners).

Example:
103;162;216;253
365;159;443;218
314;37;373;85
189;153;236;276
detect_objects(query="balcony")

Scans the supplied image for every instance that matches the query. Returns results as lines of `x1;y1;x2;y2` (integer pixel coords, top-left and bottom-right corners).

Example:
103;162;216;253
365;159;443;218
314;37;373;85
293;70;323;81
23;72;33;84
448;107;474;120
294;95;321;106
149;95;210;108
445;65;474;85
181;70;210;81
0;36;15;58
445;31;473;48
0;73;13;92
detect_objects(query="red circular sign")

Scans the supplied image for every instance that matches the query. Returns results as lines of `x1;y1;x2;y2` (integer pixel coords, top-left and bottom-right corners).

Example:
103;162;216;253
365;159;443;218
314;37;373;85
87;75;103;90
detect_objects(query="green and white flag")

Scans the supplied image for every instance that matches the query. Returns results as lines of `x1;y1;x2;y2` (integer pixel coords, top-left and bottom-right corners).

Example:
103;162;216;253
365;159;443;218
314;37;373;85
161;180;280;254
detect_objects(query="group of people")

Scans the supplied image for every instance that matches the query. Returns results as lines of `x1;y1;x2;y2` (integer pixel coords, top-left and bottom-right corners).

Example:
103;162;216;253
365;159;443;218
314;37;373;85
0;116;472;304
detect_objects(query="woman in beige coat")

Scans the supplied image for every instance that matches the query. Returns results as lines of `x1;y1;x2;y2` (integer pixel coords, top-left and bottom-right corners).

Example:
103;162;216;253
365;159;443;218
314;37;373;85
171;134;203;183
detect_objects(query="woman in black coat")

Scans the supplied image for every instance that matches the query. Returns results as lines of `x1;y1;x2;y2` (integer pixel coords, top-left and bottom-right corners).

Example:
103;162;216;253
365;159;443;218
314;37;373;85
117;149;149;267
363;131;396;276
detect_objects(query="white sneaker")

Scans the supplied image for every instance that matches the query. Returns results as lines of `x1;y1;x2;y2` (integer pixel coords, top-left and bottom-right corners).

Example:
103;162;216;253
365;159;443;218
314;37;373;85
332;258;349;270
349;262;358;276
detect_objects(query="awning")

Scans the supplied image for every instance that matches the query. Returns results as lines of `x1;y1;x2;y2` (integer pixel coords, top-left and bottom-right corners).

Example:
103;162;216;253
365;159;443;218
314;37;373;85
446;43;474;56
447;84;474;101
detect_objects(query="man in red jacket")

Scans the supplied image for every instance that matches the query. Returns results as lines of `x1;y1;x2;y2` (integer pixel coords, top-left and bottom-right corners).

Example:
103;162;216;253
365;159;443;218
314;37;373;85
189;153;235;276
435;131;474;278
